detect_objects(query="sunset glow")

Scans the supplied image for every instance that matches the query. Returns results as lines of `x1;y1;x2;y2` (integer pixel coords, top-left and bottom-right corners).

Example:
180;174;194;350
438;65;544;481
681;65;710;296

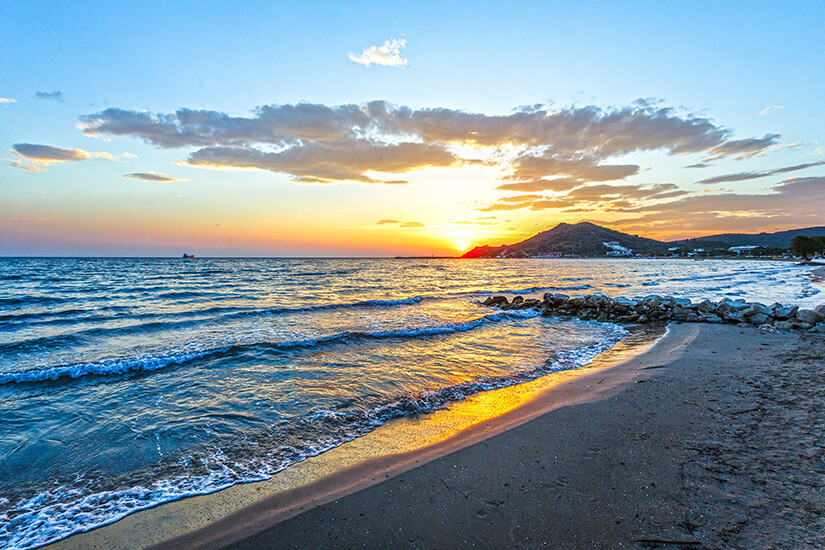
1;1;823;256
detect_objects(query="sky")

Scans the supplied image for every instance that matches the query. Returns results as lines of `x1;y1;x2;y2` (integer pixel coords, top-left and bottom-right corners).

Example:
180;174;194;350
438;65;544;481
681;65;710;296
1;0;824;257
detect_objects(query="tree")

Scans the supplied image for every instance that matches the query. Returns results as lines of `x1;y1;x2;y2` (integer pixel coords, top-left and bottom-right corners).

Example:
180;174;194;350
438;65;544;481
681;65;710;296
790;235;825;259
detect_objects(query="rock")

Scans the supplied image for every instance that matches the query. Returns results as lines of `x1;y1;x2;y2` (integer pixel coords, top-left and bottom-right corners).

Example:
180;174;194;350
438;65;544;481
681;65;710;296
488;296;508;306
743;303;771;317
775;320;796;331
672;297;693;307
511;296;524;306
700;314;723;324
773;305;799;321
815;304;825;316
796;309;824;324
721;310;746;323
522;298;541;308
810;323;825;333
697;300;716;313
748;313;771;325
615;297;637;309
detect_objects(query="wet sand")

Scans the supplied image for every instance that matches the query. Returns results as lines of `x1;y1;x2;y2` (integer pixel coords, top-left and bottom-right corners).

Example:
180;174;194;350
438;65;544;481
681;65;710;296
191;323;824;549
51;322;825;550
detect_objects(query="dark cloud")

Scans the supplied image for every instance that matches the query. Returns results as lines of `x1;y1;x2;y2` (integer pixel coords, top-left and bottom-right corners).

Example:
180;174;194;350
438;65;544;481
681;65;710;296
8;143;112;171
705;134;782;159
77;100;779;186
609;176;825;236
376;219;425;228
122;172;188;182
495;178;584;192
35;91;64;102
697;160;825;184
185;141;456;183
479;182;687;213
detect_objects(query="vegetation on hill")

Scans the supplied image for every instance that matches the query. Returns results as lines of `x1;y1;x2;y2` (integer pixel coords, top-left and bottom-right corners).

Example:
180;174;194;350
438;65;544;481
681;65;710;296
460;222;825;259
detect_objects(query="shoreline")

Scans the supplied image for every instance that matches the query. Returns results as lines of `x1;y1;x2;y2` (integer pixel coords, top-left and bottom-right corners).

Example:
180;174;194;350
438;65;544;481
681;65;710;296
213;323;825;549
49;325;673;550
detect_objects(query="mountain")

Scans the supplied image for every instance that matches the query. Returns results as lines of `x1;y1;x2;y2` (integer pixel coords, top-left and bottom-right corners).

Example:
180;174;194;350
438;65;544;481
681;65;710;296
460;222;825;258
460;222;669;258
670;227;825;249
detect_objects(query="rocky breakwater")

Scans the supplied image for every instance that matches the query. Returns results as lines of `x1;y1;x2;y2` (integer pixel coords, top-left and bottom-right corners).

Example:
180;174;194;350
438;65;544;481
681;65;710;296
482;293;825;333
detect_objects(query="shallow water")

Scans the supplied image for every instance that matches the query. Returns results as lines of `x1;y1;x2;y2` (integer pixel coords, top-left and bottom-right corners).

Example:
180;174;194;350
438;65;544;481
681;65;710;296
0;258;820;549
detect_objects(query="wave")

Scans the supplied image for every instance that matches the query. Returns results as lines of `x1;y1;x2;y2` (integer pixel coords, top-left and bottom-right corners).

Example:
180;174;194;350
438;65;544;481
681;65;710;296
466;284;593;296
0;319;624;550
0;310;538;386
0;296;426;343
0;296;68;307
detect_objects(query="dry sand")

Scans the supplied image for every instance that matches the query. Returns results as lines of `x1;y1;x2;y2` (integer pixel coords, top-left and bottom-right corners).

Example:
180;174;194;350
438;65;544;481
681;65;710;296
198;323;825;549
52;322;825;550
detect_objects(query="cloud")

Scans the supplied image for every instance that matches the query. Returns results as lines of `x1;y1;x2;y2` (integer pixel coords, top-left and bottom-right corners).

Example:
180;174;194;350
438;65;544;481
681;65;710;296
758;105;783;116
348;38;407;67
608;176;825;236
495;178;584;192
35;91;65;102
7;143;113;171
122;171;189;182
697;160;825;184
0;98;16;104
377;219;425;227
77;100;782;187
705;134;782;159
479;182;688;213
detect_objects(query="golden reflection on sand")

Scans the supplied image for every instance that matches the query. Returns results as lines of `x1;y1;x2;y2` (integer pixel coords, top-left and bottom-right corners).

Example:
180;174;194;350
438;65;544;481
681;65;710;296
50;327;662;550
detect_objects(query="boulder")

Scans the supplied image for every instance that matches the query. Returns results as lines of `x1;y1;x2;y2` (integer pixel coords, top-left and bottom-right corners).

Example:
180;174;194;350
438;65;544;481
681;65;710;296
775;320;796;331
522;298;541;308
796;309;824;324
748;313;771;325
815;304;825;316
615;297;637;309
697;300;716;313
743;303;771;317
700;314;723;324
511;296;524;306
773;305;799;321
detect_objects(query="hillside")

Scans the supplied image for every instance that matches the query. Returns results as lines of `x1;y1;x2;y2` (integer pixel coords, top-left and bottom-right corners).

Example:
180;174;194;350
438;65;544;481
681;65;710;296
461;222;669;258
671;227;825;249
460;222;825;258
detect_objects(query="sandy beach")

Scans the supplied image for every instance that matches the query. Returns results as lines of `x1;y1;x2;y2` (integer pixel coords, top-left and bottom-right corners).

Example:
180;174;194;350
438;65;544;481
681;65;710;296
89;321;819;550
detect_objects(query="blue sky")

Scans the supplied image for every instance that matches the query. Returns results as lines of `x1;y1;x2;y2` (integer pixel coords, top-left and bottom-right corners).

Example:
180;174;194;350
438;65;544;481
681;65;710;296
1;1;824;255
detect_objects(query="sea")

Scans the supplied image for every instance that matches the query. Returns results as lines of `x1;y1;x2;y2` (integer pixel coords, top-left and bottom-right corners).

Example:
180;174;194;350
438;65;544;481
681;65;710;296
0;257;822;549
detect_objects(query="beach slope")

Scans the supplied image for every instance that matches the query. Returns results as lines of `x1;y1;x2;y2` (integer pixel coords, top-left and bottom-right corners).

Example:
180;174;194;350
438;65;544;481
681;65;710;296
209;324;824;549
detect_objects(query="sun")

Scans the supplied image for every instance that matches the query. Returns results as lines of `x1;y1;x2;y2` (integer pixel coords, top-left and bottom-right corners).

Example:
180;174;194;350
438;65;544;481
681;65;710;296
450;229;475;253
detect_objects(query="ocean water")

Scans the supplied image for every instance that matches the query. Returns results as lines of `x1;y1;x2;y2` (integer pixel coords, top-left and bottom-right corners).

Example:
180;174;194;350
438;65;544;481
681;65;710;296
0;258;821;549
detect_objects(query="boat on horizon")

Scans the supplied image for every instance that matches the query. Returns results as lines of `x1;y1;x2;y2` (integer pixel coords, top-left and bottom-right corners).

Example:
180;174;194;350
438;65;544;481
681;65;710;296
182;253;195;259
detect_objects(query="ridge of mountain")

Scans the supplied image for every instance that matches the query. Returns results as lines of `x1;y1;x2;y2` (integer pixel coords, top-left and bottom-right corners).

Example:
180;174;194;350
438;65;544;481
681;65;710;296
460;222;825;258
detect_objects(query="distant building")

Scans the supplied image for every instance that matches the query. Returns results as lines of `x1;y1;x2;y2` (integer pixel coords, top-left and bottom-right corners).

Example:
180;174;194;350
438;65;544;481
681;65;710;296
602;241;633;256
728;245;758;254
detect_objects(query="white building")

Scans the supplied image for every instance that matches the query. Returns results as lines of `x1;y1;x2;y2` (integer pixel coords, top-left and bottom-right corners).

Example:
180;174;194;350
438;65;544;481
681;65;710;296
603;241;633;256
